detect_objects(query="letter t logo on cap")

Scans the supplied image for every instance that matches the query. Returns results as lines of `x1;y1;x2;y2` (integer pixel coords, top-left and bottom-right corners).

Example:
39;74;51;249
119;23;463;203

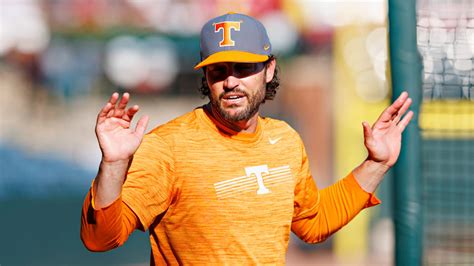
214;21;241;47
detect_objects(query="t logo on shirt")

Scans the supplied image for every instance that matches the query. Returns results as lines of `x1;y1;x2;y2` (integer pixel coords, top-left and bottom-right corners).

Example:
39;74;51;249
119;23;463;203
245;165;270;195
214;164;292;199
214;21;241;47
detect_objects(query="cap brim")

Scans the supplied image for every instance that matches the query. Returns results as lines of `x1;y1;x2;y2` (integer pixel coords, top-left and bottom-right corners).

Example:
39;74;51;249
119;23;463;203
194;51;269;70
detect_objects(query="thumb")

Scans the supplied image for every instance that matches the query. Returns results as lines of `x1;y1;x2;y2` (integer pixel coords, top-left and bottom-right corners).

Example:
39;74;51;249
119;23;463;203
134;115;149;138
362;121;374;145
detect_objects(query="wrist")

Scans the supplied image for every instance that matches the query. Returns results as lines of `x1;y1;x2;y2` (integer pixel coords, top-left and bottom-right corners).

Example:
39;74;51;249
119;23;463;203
98;158;131;182
94;158;131;209
362;158;391;173
352;159;391;193
101;157;131;167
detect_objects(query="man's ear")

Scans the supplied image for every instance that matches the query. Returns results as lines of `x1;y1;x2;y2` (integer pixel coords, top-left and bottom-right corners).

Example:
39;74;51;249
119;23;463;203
265;58;276;83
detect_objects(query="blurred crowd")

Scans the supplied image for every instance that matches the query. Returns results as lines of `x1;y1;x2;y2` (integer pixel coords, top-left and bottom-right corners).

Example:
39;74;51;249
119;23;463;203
0;0;387;96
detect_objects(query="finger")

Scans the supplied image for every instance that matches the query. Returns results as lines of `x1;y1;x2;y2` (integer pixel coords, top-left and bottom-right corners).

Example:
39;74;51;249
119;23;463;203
134;115;149;138
117;92;130;111
393;97;412;124
98;102;113;122
125;105;140;122
112;92;131;117
397;110;414;132
377;91;409;123
109;92;120;104
97;93;119;122
362;121;374;145
109;92;119;106
106;107;115;118
385;91;409;118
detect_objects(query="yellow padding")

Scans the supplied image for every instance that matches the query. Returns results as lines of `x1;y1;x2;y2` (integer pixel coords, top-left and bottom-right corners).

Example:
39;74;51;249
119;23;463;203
420;101;474;138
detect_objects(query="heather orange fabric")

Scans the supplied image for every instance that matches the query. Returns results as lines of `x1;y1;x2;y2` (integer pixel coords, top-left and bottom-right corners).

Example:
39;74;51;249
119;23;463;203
81;187;139;251
81;106;380;265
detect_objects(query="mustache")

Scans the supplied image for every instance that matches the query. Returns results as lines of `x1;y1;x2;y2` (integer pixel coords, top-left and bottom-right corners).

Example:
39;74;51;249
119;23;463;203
219;88;249;100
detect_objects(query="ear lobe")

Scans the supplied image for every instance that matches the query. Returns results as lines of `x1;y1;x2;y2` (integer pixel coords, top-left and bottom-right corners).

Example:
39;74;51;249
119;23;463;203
265;59;276;83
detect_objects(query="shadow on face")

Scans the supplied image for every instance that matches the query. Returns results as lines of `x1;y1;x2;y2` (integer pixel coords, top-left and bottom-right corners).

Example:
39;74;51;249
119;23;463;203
206;62;265;83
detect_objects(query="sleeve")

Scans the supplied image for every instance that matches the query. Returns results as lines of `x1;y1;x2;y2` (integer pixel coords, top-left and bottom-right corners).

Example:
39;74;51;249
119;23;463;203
120;132;176;231
291;140;380;244
80;183;140;251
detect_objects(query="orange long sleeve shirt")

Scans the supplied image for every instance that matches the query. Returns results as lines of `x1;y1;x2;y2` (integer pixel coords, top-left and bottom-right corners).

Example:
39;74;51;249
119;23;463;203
81;107;379;265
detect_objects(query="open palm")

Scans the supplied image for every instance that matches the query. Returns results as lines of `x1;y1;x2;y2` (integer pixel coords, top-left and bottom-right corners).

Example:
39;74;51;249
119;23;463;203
362;92;413;168
96;92;149;163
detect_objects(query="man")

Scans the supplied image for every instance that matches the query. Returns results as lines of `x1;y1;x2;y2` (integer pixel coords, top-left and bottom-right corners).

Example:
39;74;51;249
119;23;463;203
81;13;413;264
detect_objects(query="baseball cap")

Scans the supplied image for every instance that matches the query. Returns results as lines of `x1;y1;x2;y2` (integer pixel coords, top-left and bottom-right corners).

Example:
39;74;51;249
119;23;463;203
194;13;272;70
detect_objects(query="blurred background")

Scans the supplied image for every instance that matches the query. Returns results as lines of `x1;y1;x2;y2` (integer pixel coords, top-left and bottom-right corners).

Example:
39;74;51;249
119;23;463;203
0;0;472;265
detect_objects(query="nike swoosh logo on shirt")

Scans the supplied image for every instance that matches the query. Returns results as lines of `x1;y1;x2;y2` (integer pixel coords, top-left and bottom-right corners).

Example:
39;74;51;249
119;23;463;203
269;137;282;145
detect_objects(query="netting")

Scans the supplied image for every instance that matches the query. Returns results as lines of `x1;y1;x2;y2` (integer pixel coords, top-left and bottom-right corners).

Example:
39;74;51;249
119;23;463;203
422;139;474;265
416;0;474;264
417;0;473;101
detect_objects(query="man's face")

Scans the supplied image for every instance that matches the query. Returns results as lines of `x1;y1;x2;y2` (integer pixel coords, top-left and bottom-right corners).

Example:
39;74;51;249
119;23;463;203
205;60;275;122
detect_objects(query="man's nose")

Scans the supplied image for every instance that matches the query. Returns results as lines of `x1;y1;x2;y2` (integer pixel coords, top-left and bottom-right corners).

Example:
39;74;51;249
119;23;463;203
223;73;239;90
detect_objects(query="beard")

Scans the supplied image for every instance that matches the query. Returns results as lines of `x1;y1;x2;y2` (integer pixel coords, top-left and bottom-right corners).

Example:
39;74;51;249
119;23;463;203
210;81;266;123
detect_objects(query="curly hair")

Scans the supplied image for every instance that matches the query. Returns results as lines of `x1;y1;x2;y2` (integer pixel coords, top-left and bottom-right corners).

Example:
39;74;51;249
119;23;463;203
198;55;280;102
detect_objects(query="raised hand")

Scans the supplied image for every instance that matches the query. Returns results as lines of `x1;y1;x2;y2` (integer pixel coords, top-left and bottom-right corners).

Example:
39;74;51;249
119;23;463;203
362;91;414;168
96;92;149;163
